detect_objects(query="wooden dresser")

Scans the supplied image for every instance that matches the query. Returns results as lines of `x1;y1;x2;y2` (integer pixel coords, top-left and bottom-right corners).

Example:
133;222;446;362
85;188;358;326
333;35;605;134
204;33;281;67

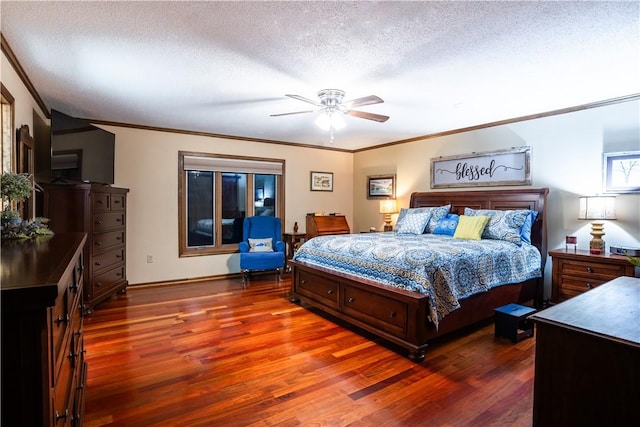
1;233;87;426
42;183;129;313
305;214;350;238
531;276;640;426
549;249;634;302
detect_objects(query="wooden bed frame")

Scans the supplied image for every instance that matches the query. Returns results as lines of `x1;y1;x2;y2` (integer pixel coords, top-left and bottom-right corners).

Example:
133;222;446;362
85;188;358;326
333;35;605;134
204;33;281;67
290;188;548;362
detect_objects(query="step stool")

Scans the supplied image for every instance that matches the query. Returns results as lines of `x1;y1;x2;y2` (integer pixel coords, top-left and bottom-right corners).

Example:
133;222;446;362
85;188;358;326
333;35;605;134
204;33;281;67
494;303;536;343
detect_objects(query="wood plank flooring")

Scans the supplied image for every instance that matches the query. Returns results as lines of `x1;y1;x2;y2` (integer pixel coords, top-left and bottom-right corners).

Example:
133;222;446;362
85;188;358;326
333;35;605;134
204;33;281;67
83;275;535;426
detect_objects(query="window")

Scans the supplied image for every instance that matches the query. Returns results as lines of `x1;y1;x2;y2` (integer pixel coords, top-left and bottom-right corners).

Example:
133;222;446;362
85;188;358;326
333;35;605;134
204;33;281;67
178;151;284;257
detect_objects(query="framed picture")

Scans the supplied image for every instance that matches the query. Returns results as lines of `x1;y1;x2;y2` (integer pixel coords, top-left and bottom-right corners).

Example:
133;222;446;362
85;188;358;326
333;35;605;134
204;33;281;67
310;171;333;191
603;151;640;194
367;174;396;199
431;147;531;188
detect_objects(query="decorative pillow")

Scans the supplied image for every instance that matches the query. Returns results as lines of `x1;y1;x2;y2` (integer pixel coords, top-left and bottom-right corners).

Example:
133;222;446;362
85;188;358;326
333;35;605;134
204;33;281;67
425;205;451;233
432;214;460;236
453;215;490;240
464;208;532;245
395;211;432;234
395;205;450;234
520;210;539;244
248;238;273;252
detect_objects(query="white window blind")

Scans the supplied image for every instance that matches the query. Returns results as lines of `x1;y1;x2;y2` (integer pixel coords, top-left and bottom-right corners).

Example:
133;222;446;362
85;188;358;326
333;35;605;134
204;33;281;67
183;155;283;175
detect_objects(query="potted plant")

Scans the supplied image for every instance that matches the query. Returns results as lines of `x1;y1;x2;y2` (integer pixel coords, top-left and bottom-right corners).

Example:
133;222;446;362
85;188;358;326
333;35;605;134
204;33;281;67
626;255;640;278
1;172;33;224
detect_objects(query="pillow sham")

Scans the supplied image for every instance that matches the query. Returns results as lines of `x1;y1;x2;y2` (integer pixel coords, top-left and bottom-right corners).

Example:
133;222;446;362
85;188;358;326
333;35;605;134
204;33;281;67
464;208;533;245
395;205;450;233
395;211;432;234
248;237;273;252
453;215;490;240
432;214;460;236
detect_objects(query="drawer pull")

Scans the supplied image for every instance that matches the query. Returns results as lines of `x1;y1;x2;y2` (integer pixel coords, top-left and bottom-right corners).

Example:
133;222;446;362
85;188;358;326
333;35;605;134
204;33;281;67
55;409;68;421
116;217;122;222
97;200;104;204
586;267;593;273
327;289;334;295
389;311;397;318
586;283;593;289
116;254;122;258
95;261;102;266
56;314;70;326
96;282;103;287
114;199;120;204
116;272;122;277
96;241;103;246
348;297;355;303
95;220;102;225
116;236;122;240
300;279;307;284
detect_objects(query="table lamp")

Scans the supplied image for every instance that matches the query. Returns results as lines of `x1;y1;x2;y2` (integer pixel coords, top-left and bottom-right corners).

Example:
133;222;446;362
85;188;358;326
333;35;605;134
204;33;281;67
379;199;397;232
578;195;616;254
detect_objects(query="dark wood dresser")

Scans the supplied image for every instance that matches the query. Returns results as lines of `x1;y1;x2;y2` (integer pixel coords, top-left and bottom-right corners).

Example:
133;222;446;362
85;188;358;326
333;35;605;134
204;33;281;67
531;276;640;426
1;232;87;426
305;214;350;238
42;183;129;313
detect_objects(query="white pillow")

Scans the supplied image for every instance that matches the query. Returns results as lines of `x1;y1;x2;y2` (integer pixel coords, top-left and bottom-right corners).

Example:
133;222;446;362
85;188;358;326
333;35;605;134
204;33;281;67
248;238;273;252
395;211;431;234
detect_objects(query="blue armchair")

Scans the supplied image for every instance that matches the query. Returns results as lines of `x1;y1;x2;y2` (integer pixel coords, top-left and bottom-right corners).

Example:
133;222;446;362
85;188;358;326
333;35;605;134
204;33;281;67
238;216;286;284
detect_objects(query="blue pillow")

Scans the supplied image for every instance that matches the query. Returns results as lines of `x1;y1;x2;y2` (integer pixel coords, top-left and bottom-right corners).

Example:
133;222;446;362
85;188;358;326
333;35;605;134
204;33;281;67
520;210;538;244
432;214;459;236
396;205;450;234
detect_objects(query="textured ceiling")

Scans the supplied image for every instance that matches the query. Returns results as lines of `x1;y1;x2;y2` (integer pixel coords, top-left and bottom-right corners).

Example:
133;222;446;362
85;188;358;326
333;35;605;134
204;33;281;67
1;1;639;150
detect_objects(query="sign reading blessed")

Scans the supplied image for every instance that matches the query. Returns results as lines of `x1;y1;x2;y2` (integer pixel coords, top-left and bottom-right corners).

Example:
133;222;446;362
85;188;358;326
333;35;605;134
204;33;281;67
431;147;531;188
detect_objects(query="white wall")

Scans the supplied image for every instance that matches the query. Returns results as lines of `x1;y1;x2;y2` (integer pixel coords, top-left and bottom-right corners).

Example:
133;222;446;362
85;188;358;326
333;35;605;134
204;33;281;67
102;125;353;284
354;100;640;298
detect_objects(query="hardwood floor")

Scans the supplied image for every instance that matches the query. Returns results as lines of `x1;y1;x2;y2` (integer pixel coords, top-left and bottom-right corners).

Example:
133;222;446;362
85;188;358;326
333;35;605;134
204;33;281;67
83;275;535;426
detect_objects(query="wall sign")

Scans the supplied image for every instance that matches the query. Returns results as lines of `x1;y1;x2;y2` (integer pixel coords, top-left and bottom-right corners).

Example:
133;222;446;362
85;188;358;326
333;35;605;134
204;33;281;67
431;147;531;188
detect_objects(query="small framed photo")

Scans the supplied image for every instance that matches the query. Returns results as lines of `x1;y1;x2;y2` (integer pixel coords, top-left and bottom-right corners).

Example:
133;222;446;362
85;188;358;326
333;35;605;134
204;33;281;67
310;171;333;191
603;151;640;194
367;174;396;199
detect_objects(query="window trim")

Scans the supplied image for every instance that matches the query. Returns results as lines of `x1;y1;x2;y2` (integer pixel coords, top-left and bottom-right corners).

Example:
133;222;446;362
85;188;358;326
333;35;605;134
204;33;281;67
178;151;285;257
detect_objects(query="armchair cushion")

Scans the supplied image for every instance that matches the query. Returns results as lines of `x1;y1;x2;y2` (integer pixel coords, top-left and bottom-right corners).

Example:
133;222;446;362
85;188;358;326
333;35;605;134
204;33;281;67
248;238;273;252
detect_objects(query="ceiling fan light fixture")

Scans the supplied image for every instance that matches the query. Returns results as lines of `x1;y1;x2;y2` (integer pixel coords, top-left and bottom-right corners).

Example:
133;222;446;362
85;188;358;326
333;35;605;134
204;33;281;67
315;110;346;131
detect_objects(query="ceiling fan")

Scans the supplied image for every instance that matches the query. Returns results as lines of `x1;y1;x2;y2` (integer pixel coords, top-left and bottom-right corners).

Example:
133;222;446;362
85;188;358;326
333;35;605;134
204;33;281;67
270;89;389;139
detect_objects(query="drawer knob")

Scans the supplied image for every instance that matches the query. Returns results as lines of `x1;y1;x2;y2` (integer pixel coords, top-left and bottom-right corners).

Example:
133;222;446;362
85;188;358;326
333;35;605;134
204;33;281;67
389;311;397;318
96;241;103;246
96;282;103;287
300;279;307;284
95;220;102;225
55;409;68;421
586;267;593;273
116;236;122;240
116;218;122;222
327;289;334;295
348;297;355;303
586;283;593;289
95;261;102;266
56;314;70;326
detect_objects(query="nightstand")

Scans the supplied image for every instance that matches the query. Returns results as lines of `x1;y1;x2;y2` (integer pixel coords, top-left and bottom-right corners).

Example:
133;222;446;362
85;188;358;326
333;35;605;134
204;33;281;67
549;249;635;302
283;232;306;260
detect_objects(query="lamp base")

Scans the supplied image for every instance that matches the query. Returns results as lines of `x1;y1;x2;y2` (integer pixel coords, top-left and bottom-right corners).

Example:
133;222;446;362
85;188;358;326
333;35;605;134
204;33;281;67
383;224;393;232
589;221;605;254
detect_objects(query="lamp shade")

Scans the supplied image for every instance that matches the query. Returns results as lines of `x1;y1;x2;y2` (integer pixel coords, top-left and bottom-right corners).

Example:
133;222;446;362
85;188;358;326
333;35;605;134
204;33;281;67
379;199;397;214
315;111;346;131
578;196;616;220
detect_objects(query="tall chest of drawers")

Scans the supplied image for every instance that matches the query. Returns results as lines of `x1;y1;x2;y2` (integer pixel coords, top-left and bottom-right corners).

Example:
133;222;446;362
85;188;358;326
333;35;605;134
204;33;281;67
1;233;87;426
549;248;634;302
42;183;129;313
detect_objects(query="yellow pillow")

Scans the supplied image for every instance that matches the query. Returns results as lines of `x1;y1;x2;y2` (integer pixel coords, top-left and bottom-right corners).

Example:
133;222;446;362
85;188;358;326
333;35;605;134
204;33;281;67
453;215;490;240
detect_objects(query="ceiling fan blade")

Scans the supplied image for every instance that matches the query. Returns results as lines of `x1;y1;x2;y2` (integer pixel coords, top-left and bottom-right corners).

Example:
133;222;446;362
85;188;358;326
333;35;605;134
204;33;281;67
285;94;323;107
270;110;316;117
347;110;390;122
343;95;384;108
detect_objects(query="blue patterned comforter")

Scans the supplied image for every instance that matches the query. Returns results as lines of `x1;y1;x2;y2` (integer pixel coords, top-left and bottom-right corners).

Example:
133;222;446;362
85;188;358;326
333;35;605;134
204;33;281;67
293;233;541;328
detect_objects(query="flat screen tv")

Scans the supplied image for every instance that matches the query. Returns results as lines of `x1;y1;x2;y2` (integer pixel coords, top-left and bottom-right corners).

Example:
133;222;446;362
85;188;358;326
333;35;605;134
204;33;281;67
49;109;115;185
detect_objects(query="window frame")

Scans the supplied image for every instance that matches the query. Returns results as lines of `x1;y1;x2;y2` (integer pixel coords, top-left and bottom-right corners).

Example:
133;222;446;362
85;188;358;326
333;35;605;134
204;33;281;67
178;151;285;257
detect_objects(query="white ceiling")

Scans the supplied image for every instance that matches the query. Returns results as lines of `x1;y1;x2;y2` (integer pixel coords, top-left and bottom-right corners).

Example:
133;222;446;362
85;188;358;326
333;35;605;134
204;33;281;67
2;1;639;150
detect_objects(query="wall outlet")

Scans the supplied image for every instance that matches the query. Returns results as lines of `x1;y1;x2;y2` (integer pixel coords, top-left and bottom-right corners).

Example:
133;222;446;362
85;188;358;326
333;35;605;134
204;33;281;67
146;255;153;263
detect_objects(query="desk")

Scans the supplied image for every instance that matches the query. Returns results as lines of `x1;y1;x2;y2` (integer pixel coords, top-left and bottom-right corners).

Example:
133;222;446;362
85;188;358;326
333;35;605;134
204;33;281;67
530;276;640;426
283;232;306;259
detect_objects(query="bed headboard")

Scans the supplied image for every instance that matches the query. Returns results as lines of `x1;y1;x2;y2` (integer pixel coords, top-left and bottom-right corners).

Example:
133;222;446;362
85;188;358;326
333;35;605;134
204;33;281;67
409;188;549;271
